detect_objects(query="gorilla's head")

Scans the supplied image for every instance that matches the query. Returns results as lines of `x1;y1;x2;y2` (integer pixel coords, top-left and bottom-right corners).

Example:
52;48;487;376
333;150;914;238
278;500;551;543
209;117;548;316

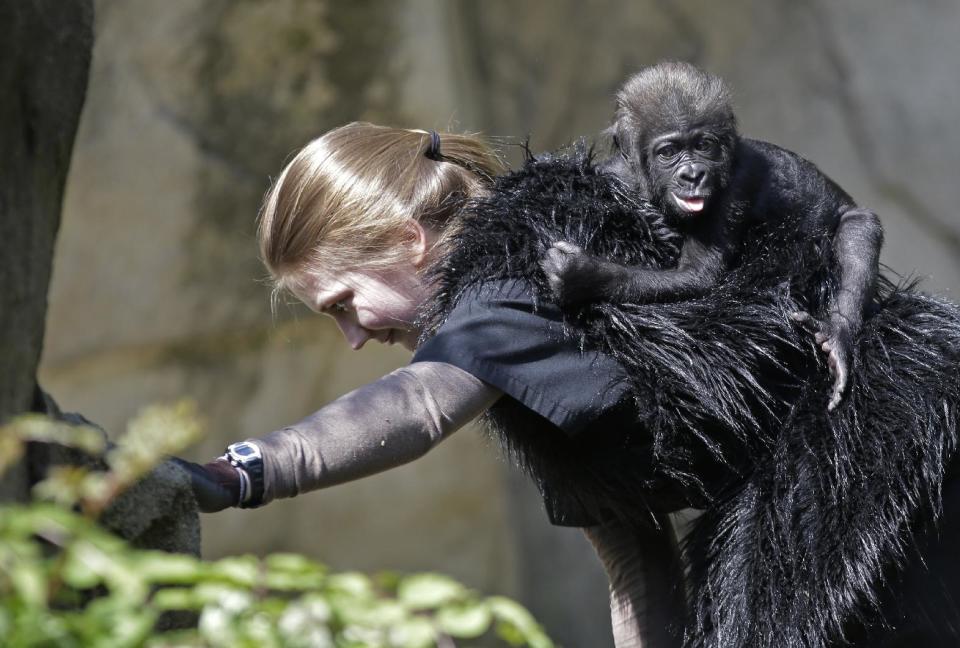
611;61;739;222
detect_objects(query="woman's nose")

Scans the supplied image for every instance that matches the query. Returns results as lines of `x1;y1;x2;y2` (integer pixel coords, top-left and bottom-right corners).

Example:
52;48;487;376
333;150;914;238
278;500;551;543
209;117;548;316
335;318;370;350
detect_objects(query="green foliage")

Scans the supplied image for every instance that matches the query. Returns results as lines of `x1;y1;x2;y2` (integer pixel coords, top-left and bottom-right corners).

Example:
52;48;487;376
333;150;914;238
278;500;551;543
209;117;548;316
0;403;554;648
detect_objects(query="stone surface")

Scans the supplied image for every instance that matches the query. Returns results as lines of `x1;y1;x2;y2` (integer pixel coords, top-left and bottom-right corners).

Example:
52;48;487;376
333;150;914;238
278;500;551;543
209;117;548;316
27;390;202;557
37;1;960;645
0;0;93;501
0;0;201;584
102;459;201;555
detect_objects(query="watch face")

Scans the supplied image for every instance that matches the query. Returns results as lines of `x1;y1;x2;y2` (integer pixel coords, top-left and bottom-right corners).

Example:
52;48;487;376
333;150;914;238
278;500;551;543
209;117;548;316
235;445;255;456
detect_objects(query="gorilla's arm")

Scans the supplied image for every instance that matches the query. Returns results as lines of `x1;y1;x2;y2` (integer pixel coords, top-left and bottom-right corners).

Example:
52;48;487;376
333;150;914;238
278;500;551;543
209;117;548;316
833;208;883;330
792;206;883;409
542;222;729;306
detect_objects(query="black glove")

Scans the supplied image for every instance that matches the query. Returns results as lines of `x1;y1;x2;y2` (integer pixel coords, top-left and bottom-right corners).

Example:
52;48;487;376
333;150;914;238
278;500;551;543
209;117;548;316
170;457;241;513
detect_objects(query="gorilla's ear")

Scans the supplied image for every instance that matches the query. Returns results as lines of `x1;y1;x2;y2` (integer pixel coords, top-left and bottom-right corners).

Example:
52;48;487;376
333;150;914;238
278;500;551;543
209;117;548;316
602;123;630;161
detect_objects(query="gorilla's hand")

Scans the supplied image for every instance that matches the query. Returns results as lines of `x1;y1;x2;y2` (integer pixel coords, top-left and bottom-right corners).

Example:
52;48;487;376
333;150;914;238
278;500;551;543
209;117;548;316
790;311;853;411
541;241;604;305
170;457;241;513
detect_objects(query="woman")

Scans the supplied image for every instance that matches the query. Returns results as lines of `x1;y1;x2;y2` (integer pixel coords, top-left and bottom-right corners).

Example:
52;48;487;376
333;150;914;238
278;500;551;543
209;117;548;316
182;122;686;648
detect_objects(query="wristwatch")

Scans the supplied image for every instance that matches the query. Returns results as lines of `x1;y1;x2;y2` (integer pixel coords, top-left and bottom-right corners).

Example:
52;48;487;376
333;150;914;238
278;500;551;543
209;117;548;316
223;441;265;508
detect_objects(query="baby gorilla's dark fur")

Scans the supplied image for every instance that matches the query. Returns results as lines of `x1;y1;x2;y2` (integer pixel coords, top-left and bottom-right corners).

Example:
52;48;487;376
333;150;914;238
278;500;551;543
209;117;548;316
542;62;884;409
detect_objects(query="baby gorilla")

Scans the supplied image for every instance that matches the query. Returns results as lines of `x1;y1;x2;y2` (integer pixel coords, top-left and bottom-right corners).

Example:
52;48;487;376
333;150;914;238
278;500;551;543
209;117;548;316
542;62;883;410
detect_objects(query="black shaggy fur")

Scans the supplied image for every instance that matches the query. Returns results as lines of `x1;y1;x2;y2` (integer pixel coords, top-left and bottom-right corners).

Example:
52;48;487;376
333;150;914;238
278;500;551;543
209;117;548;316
420;148;960;647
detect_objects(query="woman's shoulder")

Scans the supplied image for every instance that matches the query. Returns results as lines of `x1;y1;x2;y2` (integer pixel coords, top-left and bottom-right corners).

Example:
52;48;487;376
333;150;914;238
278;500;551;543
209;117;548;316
413;276;632;438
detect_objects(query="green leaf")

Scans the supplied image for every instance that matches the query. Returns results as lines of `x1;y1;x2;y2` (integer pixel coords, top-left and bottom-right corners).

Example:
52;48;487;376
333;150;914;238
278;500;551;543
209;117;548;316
145;628;205;647
363;600;408;627
0;428;25;477
262;554;325;592
32;466;89;508
488;596;554;648
9;559;46;606
256;596;291;617
526;632;555;648
327;572;374;599
435;601;492;638
107;401;203;488
277;595;333;641
152;587;200;611
264;571;324;592
238;612;280;646
71;540;148;603
397;573;466;610
132;551;203;585
193;583;253;610
62;547;103;589
373;570;402;594
265;552;326;575
387;617;436;648
198;606;237;644
495;621;527;647
328;594;396;628
340;624;386;647
29;504;125;551
107;608;159;648
79;596;146;642
207;555;260;588
2;414;106;455
278;622;334;648
487;596;537;629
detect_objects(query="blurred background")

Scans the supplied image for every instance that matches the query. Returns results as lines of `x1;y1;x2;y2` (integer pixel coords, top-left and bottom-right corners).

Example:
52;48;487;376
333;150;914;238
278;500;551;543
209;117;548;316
36;1;960;645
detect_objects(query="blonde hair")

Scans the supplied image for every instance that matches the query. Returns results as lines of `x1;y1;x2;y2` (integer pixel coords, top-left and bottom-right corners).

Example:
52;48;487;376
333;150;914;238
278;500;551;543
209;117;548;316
257;122;503;302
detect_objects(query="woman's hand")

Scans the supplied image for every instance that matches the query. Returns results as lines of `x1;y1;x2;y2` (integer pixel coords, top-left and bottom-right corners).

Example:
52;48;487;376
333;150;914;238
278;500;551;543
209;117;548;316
170;457;241;513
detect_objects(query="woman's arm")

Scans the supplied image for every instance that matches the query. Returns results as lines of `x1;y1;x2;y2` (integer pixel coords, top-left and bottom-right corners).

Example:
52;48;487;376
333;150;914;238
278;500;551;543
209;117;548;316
182;362;500;511
255;361;500;502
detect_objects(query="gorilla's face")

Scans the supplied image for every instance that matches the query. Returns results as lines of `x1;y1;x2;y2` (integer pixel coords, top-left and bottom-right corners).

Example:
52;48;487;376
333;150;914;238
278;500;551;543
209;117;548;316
643;126;734;222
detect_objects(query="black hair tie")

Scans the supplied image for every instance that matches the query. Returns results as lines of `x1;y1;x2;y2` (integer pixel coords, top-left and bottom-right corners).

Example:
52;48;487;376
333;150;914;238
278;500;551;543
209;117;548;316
425;130;442;161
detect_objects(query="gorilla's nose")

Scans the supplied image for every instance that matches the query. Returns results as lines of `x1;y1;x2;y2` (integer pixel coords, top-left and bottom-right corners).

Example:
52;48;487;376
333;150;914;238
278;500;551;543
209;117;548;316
678;164;706;188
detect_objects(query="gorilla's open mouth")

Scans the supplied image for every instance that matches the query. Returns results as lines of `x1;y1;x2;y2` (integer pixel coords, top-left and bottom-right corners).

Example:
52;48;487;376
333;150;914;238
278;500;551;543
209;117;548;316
672;192;708;213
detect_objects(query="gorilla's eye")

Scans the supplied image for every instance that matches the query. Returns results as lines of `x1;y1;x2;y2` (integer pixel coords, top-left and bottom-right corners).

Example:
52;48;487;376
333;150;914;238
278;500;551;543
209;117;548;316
656;144;679;159
695;137;718;154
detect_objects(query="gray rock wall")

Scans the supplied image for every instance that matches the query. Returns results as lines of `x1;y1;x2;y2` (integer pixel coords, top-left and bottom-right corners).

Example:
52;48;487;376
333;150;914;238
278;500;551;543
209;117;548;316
0;0;200;578
0;0;93;500
39;1;960;645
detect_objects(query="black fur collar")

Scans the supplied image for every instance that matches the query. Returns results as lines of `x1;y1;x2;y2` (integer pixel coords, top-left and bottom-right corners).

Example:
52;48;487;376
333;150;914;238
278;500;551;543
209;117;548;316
422;148;960;648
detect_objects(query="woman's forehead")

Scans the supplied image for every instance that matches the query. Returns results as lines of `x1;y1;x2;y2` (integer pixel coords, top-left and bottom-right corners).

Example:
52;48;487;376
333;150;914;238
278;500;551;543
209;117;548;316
288;269;342;302
291;267;385;299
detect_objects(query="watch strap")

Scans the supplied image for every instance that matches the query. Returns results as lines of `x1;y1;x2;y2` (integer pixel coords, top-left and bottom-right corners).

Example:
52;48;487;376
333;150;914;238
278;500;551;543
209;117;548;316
224;442;265;508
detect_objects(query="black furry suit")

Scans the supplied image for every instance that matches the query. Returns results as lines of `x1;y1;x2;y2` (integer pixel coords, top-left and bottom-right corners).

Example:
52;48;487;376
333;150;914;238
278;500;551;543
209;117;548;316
422;150;960;648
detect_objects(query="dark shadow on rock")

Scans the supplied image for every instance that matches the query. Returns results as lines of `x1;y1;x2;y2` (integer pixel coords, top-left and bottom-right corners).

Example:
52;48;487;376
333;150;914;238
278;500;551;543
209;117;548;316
29;385;201;557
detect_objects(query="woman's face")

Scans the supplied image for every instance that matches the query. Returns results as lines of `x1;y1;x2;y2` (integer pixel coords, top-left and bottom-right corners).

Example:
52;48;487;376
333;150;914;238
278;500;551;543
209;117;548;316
293;264;431;351
289;220;437;352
